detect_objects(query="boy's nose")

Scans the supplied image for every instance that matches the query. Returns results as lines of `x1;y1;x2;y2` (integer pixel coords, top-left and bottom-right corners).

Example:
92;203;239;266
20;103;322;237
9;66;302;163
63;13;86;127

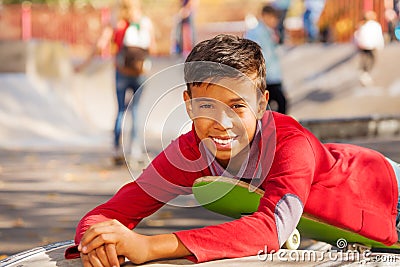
215;110;233;129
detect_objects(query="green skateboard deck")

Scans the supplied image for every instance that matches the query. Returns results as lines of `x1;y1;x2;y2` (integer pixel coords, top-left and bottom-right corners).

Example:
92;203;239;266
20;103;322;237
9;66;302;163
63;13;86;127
192;176;400;251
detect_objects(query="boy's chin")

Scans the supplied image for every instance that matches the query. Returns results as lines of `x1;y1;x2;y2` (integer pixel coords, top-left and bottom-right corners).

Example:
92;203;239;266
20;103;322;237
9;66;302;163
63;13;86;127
214;150;243;162
213;150;230;159
203;141;249;163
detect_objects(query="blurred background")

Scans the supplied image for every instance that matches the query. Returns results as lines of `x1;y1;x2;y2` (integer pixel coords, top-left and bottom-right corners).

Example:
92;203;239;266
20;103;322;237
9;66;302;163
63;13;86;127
0;0;396;57
1;0;400;260
0;0;397;56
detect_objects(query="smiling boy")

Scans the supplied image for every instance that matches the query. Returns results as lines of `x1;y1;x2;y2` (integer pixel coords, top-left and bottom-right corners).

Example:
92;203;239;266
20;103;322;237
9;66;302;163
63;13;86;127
66;34;400;267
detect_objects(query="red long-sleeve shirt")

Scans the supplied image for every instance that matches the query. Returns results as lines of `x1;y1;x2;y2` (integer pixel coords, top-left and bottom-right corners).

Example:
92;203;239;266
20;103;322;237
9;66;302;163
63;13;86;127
66;112;398;262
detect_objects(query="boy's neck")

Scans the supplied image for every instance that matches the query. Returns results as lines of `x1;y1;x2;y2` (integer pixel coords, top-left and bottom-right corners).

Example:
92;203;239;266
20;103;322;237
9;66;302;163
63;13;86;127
217;145;251;174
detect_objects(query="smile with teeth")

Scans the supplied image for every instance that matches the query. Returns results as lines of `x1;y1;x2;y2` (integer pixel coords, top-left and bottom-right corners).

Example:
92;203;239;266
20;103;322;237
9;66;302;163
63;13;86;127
211;137;235;145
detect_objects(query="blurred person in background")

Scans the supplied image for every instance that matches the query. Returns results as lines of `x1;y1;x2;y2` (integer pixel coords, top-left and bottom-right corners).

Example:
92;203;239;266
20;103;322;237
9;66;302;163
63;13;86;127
353;10;384;86
76;0;157;165
172;0;197;57
384;0;399;42
271;0;292;44
245;4;287;114
113;0;157;164
395;0;400;40
303;0;326;42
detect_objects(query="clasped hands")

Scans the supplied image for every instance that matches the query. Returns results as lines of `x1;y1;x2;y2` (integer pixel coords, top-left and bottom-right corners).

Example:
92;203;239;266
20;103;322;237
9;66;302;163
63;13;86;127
78;219;150;267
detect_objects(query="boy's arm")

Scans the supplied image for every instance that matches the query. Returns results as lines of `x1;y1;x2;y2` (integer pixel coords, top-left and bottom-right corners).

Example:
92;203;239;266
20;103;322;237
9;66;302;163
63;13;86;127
74;159;194;244
66;167;194;261
74;181;163;243
64;177;169;260
68;134;204;259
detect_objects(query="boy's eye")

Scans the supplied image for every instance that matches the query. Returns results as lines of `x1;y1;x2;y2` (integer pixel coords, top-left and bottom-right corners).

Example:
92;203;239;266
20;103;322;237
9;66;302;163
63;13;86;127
200;104;213;109
232;104;246;109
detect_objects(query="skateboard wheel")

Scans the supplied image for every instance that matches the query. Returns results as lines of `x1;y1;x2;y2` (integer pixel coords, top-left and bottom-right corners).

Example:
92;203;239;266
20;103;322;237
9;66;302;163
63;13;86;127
283;229;301;250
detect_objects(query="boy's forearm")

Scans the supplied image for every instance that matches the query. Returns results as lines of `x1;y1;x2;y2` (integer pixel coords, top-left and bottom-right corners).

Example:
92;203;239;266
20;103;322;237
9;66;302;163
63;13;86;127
147;234;192;261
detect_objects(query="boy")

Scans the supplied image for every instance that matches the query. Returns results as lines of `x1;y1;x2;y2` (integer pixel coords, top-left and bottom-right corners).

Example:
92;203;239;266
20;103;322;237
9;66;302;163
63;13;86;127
245;4;287;114
66;34;399;267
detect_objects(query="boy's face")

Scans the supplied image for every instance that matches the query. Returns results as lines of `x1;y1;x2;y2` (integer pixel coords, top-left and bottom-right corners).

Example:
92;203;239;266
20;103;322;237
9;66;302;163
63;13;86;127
262;13;278;28
183;77;268;167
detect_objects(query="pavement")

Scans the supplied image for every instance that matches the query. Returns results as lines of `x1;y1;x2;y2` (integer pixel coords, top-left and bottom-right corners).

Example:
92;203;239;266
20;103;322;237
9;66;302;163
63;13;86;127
0;40;400;263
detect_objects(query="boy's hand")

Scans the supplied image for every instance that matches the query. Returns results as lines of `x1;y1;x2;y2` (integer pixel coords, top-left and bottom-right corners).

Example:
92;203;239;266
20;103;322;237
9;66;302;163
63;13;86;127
79;219;151;265
80;244;125;267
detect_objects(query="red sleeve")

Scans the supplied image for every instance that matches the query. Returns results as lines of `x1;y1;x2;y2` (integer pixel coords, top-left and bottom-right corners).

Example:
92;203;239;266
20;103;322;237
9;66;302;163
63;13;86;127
74;179;163;244
175;131;316;263
65;178;165;259
73;132;209;244
66;135;206;259
74;165;193;244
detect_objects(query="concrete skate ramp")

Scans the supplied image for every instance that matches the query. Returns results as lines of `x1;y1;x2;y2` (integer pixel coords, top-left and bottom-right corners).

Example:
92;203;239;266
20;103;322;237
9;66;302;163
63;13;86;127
0;41;116;149
282;43;400;119
0;41;192;152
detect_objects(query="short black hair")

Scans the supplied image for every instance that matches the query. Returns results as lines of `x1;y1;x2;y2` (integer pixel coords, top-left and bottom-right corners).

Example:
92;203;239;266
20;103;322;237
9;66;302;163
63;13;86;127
261;4;278;17
184;34;266;96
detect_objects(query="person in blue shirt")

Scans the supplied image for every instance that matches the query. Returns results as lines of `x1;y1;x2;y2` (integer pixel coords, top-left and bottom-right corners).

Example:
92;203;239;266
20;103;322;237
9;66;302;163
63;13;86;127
303;0;326;42
245;4;287;114
271;0;291;44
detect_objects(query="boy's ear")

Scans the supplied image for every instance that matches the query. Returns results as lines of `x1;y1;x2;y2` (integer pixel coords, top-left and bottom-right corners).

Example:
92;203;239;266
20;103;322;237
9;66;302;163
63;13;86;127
183;90;194;119
256;91;269;119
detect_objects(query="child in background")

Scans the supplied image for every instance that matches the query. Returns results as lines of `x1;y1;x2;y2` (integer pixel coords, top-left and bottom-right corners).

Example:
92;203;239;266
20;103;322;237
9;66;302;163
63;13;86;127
354;10;385;86
245;4;287;114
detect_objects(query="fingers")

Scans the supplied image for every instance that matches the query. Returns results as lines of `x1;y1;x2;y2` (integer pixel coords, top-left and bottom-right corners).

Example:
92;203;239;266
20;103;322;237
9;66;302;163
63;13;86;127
95;246;111;267
79;220;121;252
78;219;130;266
81;246;118;267
106;244;121;267
87;250;106;267
81;253;94;267
82;233;116;254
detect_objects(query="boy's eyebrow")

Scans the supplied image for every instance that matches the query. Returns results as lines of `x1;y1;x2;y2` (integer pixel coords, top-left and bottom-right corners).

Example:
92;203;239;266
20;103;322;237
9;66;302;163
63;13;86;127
228;97;247;103
191;97;216;102
192;97;249;104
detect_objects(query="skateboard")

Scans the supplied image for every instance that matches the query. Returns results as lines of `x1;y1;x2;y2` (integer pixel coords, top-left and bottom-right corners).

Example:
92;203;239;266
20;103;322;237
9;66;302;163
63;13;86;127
192;176;400;252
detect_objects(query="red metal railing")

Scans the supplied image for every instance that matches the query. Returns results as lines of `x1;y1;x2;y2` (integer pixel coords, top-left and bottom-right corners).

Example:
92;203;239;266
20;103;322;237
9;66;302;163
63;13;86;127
0;1;392;56
0;4;109;57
